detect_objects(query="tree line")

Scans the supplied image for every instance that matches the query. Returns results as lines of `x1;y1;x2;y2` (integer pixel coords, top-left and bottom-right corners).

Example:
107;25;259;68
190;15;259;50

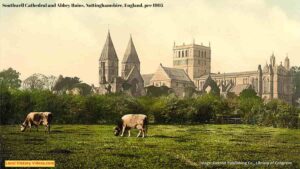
0;67;299;128
0;86;298;128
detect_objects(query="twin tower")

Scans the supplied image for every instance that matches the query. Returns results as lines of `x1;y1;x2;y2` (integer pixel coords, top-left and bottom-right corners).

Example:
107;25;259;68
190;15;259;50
98;31;144;95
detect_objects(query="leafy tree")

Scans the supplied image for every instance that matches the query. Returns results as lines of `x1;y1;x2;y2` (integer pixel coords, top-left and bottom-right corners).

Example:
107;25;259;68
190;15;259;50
145;86;172;97
23;73;47;90
73;83;92;96
239;88;258;99
238;88;263;124
0;84;13;124
22;74;58;90
52;75;81;92
0;67;22;89
291;66;300;105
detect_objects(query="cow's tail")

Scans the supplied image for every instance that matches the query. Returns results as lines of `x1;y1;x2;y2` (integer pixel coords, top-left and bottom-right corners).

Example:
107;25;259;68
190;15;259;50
143;116;148;136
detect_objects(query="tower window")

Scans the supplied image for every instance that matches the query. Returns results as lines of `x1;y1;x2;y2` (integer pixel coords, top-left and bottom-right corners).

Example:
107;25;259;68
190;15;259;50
185;50;188;57
182;51;184;57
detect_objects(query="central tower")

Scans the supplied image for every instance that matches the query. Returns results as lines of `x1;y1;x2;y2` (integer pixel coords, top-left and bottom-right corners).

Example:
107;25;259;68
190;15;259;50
173;42;211;80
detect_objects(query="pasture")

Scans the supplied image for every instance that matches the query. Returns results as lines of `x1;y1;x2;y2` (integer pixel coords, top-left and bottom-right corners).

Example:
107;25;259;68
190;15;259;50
0;124;299;169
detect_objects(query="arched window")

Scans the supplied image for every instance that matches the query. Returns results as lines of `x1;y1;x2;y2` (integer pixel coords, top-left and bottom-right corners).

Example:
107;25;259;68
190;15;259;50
204;51;206;58
185;50;188;57
182;51;184;57
178;51;181;57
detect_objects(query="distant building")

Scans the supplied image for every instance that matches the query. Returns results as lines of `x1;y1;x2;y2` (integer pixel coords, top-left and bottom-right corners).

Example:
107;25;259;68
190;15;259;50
187;47;293;103
95;32;294;103
148;64;195;97
97;31;144;96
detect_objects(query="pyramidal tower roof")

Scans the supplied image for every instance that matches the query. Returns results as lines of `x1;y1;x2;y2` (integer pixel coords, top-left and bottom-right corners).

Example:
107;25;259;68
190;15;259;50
99;31;118;61
122;35;140;63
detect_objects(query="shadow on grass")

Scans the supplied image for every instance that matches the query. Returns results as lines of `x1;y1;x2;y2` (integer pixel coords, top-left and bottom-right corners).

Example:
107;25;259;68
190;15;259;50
111;153;140;158
151;135;180;139
48;149;72;154
24;138;46;145
144;144;157;148
50;130;63;133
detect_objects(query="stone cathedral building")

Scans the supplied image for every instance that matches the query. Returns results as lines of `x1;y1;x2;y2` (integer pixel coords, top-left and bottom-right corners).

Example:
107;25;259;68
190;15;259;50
97;31;144;96
96;31;294;103
171;42;294;103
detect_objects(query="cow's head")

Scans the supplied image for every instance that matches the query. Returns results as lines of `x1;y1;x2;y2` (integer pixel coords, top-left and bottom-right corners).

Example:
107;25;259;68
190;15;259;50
20;124;26;132
114;120;123;136
114;126;121;136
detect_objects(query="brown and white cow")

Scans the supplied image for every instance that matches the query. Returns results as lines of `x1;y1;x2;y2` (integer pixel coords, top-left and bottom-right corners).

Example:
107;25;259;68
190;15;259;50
114;114;148;138
20;112;53;133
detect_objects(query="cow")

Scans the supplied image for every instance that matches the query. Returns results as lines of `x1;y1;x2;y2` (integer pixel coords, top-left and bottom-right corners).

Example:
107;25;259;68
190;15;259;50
20;112;53;133
114;114;148;138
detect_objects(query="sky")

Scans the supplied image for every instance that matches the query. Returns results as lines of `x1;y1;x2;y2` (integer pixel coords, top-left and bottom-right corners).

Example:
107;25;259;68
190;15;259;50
0;0;300;85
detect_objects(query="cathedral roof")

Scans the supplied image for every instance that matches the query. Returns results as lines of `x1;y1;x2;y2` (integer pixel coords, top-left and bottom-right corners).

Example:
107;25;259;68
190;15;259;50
124;66;144;83
160;64;192;82
229;84;252;95
122;36;140;63
99;31;118;61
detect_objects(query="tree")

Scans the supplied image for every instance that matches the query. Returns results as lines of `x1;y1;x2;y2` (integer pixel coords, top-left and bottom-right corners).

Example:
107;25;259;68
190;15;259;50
73;83;92;96
0;67;22;89
0;85;13;124
238;88;263;124
23;74;58;90
239;88;259;99
23;73;48;90
52;75;81;92
291;66;300;105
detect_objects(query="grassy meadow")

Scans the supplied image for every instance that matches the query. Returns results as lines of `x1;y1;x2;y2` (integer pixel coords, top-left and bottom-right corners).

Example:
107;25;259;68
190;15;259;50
0;124;299;169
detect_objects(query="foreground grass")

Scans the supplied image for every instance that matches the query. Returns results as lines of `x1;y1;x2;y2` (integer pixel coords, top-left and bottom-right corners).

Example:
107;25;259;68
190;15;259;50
0;124;299;169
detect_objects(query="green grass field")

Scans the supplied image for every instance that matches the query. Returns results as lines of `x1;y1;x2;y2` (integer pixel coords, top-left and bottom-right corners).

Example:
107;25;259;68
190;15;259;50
1;124;299;169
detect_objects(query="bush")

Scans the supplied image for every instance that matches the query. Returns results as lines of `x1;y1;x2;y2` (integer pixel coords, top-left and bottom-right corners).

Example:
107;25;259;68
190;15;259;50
0;88;299;128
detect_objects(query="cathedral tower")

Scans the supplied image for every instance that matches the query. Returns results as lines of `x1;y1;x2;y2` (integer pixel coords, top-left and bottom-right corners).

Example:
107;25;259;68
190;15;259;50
121;35;140;78
270;53;276;67
99;31;119;84
284;56;290;70
173;41;211;81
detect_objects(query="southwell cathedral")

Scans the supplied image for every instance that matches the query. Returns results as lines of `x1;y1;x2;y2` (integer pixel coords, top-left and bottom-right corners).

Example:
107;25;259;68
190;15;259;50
96;31;294;103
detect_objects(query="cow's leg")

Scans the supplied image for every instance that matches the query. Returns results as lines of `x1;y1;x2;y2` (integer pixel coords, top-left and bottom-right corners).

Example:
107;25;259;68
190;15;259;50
120;126;126;137
28;122;32;132
136;125;143;137
48;125;50;134
137;130;141;137
128;129;131;137
45;124;50;133
142;129;145;138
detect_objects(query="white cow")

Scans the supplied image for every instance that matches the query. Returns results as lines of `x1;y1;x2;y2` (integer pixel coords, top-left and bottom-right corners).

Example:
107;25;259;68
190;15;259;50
114;114;148;138
20;112;53;133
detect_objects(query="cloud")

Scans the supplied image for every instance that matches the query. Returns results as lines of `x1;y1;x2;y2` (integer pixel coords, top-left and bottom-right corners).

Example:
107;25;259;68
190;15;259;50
0;0;299;84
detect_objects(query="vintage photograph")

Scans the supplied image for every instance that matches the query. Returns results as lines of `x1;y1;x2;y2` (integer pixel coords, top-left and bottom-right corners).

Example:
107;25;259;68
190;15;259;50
0;0;299;168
